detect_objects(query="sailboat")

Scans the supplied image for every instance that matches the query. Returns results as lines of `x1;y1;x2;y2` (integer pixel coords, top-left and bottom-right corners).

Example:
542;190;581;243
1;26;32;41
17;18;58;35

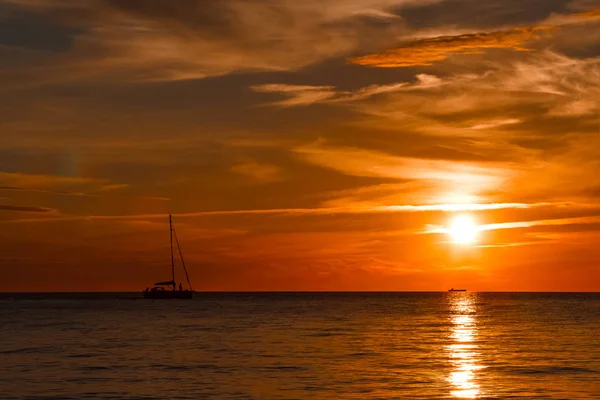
143;215;194;299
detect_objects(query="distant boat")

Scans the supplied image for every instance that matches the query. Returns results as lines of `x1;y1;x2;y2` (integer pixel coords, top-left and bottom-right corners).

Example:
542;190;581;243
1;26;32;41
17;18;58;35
448;288;467;292
143;215;194;299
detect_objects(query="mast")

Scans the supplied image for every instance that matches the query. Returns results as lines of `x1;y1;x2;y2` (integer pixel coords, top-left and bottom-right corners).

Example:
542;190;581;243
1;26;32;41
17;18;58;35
169;214;175;290
173;227;193;291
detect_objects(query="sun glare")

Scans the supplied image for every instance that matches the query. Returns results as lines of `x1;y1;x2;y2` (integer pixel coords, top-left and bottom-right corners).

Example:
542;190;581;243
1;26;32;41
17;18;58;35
448;215;479;244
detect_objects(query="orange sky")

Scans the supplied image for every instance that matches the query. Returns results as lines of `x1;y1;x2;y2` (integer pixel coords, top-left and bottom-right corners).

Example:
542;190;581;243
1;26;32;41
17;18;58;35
1;0;600;291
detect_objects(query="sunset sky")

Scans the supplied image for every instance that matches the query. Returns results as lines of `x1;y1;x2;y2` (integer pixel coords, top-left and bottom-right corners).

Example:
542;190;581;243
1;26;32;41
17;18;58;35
1;0;600;291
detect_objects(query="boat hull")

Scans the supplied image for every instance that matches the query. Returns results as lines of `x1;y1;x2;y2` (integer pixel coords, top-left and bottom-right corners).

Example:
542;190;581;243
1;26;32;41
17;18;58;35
143;290;194;299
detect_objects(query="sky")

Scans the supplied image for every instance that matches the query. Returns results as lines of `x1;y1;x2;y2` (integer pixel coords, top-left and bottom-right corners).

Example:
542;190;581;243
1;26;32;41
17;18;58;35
1;0;600;291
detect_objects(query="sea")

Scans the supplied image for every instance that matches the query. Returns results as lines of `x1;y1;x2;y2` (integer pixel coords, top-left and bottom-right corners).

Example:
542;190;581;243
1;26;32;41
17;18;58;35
1;292;599;399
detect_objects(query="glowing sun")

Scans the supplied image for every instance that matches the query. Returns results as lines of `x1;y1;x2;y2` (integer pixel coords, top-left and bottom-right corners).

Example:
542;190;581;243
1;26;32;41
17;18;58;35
448;215;479;244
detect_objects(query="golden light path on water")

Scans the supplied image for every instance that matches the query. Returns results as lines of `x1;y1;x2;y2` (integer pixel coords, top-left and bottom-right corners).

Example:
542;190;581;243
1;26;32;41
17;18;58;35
448;294;485;398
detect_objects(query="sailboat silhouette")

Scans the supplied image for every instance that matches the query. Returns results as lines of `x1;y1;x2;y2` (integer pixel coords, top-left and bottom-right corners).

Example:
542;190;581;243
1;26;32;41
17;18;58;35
143;215;194;299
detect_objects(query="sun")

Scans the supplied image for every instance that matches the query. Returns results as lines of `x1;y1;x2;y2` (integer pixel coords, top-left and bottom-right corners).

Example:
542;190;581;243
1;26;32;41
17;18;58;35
448;215;479;244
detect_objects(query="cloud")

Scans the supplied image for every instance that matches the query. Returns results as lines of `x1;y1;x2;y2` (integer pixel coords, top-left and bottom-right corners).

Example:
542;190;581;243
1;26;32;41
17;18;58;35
251;82;408;106
141;196;170;202
1;0;431;82
344;52;600;206
294;142;513;187
230;161;284;184
0;204;54;213
251;84;338;107
546;99;597;117
96;183;129;192
349;7;600;68
350;26;554;67
3;2;596;87
0;172;128;195
0;172;101;188
347;50;600;139
544;7;600;25
470;119;521;130
0;186;89;197
427;215;600;237
0;201;551;225
253;48;596;116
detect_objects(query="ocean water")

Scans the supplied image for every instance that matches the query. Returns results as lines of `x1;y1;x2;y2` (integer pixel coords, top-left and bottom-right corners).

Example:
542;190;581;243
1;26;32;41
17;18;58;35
1;292;599;399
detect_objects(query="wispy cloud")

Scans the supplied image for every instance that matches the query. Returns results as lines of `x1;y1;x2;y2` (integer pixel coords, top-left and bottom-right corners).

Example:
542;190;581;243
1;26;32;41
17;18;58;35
0;172;102;189
141;196;170;202
349;7;600;69
0;204;54;213
231;161;285;184
0;186;90;197
0;201;560;224
426;215;600;236
0;0;428;83
251;82;408;107
96;183;130;192
544;7;600;25
480;216;600;232
470;119;521;130
251;84;338;107
293;142;513;192
0;172;128;196
350;26;554;67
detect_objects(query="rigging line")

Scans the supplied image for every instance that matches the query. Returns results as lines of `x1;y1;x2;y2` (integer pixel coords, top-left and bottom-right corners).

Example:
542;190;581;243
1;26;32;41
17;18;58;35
172;226;193;291
169;215;175;289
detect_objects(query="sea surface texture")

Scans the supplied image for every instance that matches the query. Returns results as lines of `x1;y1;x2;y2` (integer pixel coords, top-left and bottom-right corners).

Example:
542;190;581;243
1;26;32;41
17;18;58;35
1;292;599;399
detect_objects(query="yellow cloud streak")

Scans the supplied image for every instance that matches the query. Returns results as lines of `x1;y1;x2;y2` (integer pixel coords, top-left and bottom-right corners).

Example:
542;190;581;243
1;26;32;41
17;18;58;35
479;216;600;231
0;201;570;224
350;26;554;68
427;215;600;236
350;7;600;68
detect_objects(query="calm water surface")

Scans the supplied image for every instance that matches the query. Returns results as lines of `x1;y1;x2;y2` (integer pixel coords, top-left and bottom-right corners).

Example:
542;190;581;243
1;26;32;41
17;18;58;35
1;292;599;399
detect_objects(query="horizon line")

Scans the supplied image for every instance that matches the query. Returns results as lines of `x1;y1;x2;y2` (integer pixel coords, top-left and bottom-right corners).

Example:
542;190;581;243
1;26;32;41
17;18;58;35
2;290;599;294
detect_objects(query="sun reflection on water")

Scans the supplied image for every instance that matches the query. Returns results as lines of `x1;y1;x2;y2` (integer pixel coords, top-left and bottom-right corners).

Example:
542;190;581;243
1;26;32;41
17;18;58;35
447;294;485;398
